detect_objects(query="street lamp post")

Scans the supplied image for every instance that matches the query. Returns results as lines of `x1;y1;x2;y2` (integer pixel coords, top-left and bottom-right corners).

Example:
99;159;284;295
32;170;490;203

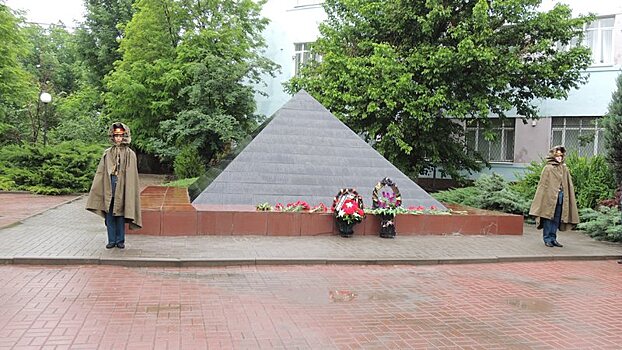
39;92;51;146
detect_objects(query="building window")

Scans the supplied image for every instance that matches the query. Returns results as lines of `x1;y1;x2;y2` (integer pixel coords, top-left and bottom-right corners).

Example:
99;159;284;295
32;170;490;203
584;17;614;66
294;42;320;76
551;117;605;157
465;119;515;162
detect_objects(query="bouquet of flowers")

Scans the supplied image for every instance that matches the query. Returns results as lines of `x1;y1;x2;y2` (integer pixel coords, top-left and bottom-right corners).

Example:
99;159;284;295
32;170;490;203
332;188;365;225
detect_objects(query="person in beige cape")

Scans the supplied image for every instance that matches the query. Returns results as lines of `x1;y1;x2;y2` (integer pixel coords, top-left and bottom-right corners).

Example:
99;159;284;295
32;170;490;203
529;145;579;247
86;122;142;249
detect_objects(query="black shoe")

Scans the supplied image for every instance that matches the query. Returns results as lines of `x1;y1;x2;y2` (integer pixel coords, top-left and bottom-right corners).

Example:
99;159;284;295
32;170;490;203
106;243;116;249
544;242;554;247
116;243;125;249
552;241;563;247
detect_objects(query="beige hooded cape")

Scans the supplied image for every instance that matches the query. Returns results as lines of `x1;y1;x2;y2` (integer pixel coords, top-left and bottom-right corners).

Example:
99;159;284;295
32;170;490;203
529;147;579;231
85;122;142;229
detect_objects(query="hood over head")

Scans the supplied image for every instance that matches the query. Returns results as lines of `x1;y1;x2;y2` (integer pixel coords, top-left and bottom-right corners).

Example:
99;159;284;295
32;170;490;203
546;145;566;164
108;122;131;145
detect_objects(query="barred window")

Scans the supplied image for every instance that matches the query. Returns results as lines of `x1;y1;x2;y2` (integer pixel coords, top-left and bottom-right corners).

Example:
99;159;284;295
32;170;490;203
294;42;320;76
551;117;605;157
465;119;515;162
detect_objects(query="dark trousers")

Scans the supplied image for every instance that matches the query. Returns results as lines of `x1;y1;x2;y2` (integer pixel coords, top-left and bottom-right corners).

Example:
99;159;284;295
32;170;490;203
105;175;125;244
542;190;563;244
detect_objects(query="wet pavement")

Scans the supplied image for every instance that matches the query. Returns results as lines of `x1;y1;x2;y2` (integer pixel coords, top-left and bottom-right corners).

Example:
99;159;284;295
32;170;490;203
1;261;621;349
0;189;621;349
0;195;620;267
0;193;79;230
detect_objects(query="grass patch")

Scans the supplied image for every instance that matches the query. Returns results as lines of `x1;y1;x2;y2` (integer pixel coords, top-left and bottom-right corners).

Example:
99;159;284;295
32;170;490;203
162;177;198;188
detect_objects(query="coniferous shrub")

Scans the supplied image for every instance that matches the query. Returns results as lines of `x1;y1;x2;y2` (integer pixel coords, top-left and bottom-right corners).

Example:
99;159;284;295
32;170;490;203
602;73;622;188
577;207;622;242
510;160;546;203
474;174;531;215
433;186;481;208
433;173;530;216
0;141;106;194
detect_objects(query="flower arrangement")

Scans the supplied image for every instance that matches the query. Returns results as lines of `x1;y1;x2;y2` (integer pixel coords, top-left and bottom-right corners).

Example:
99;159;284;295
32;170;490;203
256;201;452;216
332;188;365;237
370;177;402;217
378;190;401;209
334;197;365;224
370;178;401;238
255;201;329;213
332;188;365;225
365;205;452;215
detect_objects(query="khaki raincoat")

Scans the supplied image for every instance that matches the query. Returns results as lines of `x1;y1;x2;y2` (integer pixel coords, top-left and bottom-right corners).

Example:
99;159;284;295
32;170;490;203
86;123;142;229
529;148;579;231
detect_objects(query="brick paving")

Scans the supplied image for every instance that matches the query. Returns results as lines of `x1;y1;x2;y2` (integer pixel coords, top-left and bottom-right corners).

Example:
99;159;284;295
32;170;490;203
0;195;620;266
0;193;80;229
0;190;621;349
0;261;621;349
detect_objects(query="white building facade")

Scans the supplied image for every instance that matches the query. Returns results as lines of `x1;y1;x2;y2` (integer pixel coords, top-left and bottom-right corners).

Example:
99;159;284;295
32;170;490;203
256;0;622;181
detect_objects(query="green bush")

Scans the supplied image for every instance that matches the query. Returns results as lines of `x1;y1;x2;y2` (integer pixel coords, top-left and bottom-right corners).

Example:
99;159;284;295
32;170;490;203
565;153;617;209
173;145;205;179
0;141;106;194
510;160;545;202
577;207;622;242
511;153;616;210
433;173;530;216
433;185;481;207
475;174;531;215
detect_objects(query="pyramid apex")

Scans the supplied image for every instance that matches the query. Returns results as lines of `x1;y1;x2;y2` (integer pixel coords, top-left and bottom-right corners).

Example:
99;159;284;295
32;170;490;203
192;92;445;210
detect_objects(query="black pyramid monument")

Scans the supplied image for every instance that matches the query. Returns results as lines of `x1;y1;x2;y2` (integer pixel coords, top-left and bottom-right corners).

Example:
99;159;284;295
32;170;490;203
192;90;446;210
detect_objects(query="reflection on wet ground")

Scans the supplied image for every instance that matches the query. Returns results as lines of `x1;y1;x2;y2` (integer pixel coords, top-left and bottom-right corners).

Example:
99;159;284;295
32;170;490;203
506;297;554;312
4;262;617;349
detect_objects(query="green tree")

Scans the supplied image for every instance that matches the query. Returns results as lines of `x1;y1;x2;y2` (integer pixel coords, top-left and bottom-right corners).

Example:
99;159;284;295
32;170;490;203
105;0;278;165
20;23;91;145
0;4;37;144
104;0;184;157
602;73;622;190
75;0;136;87
50;85;106;143
287;0;593;179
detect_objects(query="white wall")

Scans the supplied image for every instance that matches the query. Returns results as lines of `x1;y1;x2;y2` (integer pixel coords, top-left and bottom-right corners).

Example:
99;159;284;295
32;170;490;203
255;1;326;118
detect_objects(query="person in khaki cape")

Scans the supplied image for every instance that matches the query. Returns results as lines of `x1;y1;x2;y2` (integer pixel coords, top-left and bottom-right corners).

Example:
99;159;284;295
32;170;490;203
86;122;142;249
529;145;579;247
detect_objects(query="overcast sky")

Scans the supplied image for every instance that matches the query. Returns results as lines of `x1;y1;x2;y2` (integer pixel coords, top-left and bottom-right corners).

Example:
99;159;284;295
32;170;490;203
5;0;85;29
5;0;622;30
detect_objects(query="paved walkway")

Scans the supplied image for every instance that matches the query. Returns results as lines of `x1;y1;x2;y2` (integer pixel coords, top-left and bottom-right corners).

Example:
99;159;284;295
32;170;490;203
1;192;621;350
1;261;621;349
0;194;620;267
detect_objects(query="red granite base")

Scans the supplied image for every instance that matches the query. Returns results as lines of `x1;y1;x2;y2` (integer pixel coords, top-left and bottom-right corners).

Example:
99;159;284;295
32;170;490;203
130;186;523;236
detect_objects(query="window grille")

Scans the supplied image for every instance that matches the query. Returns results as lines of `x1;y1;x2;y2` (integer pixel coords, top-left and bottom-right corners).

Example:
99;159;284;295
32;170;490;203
465;119;515;162
551;117;605;157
